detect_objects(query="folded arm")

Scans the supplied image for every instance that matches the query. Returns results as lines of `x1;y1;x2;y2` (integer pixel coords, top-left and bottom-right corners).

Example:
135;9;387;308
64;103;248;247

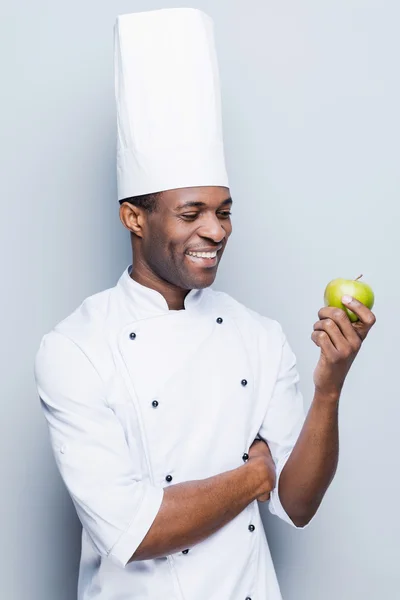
35;332;275;566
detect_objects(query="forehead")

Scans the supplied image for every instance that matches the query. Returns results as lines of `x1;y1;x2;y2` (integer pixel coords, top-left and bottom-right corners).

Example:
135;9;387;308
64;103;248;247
159;186;232;211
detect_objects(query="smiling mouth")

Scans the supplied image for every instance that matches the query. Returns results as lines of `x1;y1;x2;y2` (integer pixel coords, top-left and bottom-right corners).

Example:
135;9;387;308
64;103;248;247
185;249;220;269
186;250;218;259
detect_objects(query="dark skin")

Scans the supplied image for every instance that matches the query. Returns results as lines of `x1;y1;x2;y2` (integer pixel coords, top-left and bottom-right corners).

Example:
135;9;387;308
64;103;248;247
119;186;376;559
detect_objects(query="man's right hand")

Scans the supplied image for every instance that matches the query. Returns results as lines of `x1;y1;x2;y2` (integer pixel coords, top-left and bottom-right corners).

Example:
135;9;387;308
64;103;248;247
247;438;277;502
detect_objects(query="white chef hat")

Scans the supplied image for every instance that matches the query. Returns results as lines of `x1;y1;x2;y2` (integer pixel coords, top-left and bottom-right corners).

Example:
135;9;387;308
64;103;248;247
114;8;229;201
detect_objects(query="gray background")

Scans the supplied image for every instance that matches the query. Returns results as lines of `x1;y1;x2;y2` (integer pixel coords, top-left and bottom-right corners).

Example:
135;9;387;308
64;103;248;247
3;1;399;598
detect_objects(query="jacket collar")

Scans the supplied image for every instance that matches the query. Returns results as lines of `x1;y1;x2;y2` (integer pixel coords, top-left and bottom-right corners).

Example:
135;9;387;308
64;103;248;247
116;265;206;320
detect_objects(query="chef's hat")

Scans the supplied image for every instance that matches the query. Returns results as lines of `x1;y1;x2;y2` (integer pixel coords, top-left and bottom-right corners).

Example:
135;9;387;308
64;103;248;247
114;8;229;201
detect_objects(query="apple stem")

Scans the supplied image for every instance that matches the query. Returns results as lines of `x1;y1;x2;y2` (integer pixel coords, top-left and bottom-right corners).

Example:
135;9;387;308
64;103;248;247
354;274;363;281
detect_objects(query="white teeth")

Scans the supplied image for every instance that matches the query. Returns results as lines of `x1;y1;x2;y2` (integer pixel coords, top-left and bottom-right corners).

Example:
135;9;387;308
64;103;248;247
187;251;217;258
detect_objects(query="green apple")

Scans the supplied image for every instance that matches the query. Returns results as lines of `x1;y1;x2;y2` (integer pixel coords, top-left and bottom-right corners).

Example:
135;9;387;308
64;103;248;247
324;275;375;322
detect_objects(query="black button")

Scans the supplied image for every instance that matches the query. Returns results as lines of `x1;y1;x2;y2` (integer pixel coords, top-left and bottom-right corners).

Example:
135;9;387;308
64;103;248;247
152;400;159;408
216;317;223;324
242;453;249;462
241;379;248;387
182;549;189;554
245;597;252;600
248;524;255;532
165;475;173;483
129;332;136;340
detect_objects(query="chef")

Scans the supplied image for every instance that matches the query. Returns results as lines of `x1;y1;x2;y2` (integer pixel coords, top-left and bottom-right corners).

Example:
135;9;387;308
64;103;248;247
34;7;376;600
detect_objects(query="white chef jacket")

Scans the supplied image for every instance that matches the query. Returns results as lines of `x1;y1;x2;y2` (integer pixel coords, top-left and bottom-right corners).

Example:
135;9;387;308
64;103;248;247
34;265;311;600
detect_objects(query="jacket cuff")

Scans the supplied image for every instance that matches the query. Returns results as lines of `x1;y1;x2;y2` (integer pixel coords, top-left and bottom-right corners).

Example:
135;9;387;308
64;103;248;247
108;485;164;567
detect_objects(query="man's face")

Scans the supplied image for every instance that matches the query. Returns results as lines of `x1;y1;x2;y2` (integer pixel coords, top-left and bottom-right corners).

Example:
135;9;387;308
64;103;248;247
140;186;232;290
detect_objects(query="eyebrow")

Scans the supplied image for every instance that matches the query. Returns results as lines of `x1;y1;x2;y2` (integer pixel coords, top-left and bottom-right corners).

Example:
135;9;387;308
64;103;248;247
174;197;233;211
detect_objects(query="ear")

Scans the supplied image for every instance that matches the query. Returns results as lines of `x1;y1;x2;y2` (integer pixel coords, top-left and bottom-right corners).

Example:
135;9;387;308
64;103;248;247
119;202;146;238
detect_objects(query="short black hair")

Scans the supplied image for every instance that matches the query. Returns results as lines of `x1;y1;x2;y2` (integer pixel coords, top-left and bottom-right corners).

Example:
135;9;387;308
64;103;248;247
119;192;161;213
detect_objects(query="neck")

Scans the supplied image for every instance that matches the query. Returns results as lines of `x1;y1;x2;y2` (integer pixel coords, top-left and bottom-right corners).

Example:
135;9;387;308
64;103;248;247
130;260;189;311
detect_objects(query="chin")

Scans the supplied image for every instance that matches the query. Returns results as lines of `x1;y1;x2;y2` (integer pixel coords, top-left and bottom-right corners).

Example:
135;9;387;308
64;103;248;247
189;272;217;290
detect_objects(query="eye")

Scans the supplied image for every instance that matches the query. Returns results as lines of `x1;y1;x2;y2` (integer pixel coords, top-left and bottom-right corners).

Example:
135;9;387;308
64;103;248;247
218;211;232;219
179;213;199;221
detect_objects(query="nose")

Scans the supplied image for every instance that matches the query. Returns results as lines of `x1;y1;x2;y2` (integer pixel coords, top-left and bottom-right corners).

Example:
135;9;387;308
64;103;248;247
197;214;227;244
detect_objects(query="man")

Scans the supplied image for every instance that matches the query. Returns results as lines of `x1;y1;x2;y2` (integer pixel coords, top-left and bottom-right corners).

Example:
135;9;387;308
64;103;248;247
34;8;376;600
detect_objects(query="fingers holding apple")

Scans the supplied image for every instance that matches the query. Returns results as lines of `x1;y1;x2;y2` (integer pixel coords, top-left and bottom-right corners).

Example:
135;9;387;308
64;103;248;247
311;275;377;396
316;306;362;350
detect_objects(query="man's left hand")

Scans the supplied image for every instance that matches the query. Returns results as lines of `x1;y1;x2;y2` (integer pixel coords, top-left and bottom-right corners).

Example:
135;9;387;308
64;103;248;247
311;295;376;398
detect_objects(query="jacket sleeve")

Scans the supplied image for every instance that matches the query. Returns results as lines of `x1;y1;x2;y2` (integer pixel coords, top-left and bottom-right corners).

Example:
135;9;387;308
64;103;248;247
258;324;313;529
34;331;164;567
